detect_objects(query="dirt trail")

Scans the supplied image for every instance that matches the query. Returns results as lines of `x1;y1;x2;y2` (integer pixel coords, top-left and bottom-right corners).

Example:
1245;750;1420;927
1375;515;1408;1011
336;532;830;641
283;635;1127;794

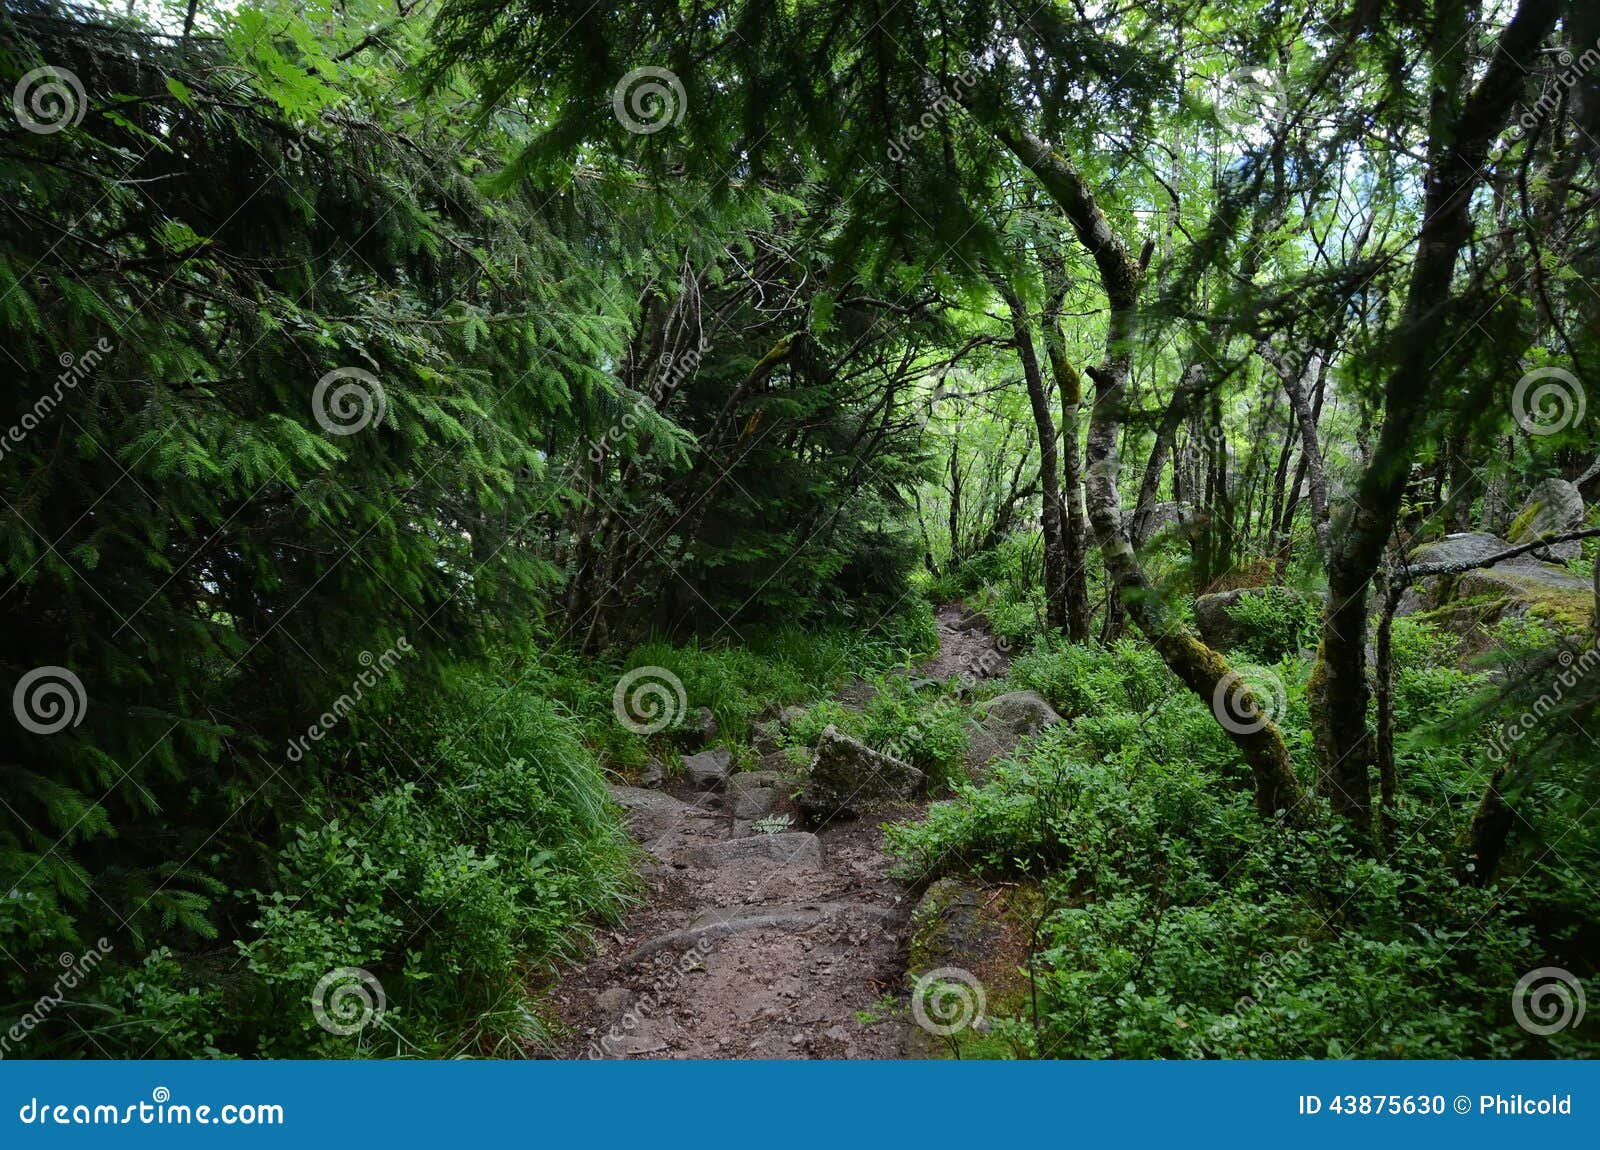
547;603;1007;1059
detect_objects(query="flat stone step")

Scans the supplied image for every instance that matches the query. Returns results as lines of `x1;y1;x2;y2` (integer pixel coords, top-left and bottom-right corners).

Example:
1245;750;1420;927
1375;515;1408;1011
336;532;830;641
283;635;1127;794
680;832;822;870
623;901;902;967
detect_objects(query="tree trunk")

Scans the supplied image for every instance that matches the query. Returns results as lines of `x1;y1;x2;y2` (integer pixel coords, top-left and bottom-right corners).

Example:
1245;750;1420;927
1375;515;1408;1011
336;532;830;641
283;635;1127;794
1464;763;1516;885
994;275;1068;634
1042;317;1093;641
1311;0;1559;828
986;120;1302;817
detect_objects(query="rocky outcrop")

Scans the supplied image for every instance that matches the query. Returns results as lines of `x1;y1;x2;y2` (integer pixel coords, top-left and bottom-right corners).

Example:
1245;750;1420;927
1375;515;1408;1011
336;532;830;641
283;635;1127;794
903;877;1040;1058
965;689;1062;772
1193;586;1312;655
681;747;735;789
1508;479;1585;560
1398;532;1593;652
799;725;923;822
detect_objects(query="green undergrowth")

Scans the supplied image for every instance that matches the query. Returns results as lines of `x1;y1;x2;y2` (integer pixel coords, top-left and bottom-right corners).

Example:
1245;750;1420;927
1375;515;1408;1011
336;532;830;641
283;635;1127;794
886;619;1600;1059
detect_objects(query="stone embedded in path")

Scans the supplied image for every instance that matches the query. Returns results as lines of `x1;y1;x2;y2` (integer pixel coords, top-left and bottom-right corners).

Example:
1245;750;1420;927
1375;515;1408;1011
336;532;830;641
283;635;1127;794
798;724;922;822
682;832;823;870
726;770;783;819
606;785;721;859
623;901;901;967
681;746;734;789
966;689;1062;772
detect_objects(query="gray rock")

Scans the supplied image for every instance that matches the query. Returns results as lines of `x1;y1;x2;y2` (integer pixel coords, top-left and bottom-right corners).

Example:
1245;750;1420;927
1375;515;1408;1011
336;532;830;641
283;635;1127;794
594;986;635;1016
1398;532;1593;652
979;690;1062;736
681;832;823;869
1193;586;1311;654
1125;499;1194;539
1508;478;1585;560
799;725;923;822
681;746;734;789
606;785;722;858
676;705;718;745
948;609;991;634
778;705;808;731
966;689;1062;771
1405;532;1514;568
637;758;665;788
726;771;783;819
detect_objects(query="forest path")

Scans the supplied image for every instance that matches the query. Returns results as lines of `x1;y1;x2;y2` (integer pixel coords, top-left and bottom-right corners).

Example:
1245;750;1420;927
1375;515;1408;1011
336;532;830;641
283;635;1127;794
547;603;1007;1058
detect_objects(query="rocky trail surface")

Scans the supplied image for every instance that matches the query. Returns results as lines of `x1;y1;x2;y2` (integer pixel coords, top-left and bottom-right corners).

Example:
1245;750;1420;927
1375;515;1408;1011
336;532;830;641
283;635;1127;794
545;604;1012;1059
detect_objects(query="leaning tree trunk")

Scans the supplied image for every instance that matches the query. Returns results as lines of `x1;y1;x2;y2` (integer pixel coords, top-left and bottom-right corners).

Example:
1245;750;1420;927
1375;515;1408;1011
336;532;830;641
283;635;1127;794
1311;0;1558;829
987;120;1303;818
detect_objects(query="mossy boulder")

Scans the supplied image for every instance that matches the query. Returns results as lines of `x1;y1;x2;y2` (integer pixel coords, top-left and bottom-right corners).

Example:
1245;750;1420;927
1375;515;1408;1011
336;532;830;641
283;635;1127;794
965;689;1062;773
1193;586;1313;655
798;725;922;823
903;877;1042;1058
1398;531;1593;654
1507;478;1584;560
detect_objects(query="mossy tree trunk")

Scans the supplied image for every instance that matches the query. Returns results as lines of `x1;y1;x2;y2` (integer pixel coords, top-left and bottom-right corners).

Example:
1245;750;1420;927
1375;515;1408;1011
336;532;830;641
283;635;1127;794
979;118;1303;818
1310;0;1559;829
